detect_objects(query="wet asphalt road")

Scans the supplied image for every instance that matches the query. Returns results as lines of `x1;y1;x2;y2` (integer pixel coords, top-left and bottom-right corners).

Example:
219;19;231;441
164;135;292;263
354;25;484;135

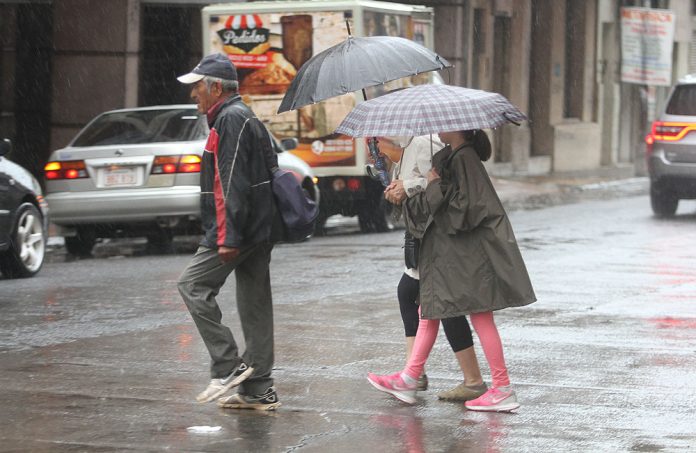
1;195;695;452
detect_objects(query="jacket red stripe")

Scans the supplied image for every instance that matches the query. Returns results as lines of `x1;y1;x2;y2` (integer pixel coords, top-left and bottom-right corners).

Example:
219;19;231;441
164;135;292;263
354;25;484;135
205;128;228;245
214;161;227;246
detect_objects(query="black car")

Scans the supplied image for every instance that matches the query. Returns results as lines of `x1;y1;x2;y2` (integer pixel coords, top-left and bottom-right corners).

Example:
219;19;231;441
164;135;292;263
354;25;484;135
0;139;49;278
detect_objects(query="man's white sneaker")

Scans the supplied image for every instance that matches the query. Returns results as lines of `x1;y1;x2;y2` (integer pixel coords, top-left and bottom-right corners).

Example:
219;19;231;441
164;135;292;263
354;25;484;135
196;362;254;403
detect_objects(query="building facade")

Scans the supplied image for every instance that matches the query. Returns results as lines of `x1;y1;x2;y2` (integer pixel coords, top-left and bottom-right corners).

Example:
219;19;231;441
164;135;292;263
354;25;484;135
0;0;210;175
418;0;695;177
1;0;695;178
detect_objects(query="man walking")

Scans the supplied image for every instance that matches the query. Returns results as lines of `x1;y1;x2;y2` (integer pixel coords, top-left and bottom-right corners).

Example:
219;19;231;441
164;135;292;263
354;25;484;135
177;53;281;410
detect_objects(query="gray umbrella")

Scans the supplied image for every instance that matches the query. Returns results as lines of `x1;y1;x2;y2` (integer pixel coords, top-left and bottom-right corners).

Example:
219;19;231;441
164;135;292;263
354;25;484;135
335;84;527;137
277;35;451;114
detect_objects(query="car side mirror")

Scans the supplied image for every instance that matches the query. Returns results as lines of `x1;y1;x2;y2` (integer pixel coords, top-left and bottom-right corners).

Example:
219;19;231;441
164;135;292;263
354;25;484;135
280;138;298;151
0;138;12;157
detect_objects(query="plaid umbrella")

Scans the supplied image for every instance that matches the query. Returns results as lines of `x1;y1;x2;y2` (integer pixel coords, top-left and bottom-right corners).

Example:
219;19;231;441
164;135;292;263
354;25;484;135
335;84;527;137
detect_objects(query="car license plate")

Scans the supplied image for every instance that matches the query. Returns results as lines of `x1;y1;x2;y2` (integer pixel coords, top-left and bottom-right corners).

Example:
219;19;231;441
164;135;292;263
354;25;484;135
104;167;137;187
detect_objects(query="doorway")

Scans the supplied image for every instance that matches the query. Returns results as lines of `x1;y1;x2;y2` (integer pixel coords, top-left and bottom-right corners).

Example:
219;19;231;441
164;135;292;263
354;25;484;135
140;5;202;106
7;3;54;177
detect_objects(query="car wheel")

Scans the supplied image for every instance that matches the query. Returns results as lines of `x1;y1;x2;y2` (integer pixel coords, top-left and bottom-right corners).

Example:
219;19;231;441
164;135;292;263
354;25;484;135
650;184;678;217
64;227;96;257
0;203;45;278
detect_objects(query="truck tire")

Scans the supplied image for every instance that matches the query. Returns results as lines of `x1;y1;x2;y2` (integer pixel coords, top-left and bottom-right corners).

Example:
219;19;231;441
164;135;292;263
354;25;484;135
313;213;328;237
146;230;174;254
65;227;96;257
650;184;678;218
358;196;393;233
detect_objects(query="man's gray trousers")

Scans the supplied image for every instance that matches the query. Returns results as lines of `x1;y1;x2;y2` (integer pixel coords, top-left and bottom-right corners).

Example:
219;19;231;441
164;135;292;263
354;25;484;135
177;243;274;395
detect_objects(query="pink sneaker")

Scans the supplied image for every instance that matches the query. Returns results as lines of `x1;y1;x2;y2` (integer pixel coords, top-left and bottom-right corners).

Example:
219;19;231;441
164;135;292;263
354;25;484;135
367;372;417;404
465;387;520;412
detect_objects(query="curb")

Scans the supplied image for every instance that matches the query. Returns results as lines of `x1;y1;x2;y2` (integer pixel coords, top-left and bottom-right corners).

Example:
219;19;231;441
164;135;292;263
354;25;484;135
497;177;648;212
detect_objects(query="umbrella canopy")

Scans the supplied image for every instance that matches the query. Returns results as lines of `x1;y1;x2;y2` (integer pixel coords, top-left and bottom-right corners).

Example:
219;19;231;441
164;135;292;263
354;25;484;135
277;36;451;113
335;84;527;137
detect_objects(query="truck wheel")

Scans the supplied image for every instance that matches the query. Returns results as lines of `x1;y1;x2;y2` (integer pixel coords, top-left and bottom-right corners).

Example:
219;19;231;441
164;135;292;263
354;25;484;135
65;227;96;257
358;197;393;233
650;184;678;217
146;230;174;254
0;203;45;278
313;213;328;237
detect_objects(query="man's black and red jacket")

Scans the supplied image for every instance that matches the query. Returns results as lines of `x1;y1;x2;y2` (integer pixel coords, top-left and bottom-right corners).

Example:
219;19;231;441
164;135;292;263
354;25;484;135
200;94;279;249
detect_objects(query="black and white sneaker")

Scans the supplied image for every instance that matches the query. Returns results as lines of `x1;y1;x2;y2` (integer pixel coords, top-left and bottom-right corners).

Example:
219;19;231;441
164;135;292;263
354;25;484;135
196;362;254;403
217;386;281;411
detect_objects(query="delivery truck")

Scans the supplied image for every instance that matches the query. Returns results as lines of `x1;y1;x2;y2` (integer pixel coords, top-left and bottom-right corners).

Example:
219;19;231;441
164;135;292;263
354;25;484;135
201;1;438;233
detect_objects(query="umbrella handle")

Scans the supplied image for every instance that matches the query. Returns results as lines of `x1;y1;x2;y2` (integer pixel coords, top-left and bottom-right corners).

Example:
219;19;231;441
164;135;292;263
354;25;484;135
367;137;391;187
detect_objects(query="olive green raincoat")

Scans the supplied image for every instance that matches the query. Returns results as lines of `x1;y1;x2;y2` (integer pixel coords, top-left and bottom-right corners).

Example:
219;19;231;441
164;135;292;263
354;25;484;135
403;145;536;319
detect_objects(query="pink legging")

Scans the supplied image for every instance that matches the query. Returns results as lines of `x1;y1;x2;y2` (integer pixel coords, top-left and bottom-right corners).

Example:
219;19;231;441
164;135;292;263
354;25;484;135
403;310;510;388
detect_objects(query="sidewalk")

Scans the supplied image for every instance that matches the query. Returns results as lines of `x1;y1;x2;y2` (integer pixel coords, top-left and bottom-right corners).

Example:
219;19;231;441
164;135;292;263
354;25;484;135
492;167;648;211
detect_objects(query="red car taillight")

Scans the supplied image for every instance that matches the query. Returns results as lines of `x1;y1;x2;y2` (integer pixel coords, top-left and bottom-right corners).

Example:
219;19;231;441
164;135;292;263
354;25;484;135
44;160;88;180
651;121;696;142
645;133;655;155
151;155;201;174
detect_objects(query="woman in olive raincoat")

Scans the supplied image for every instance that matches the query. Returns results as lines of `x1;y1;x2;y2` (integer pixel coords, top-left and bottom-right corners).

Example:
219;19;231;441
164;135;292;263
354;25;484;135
367;129;536;412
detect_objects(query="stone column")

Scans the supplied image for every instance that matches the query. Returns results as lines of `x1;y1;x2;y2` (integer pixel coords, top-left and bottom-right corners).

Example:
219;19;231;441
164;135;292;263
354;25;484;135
433;2;468;87
529;0;566;157
580;0;597;123
51;0;140;149
502;0;532;172
125;0;141;108
597;7;621;166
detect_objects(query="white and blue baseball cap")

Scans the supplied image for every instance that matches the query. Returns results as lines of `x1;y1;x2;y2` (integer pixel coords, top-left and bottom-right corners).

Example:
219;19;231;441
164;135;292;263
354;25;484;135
177;53;238;84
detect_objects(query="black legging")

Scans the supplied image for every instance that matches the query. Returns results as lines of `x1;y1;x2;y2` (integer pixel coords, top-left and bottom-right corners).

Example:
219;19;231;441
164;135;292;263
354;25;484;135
397;273;474;352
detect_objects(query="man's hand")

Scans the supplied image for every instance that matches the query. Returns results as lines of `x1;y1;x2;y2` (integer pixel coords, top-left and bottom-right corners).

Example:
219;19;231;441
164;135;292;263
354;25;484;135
218;246;240;263
384;180;407;205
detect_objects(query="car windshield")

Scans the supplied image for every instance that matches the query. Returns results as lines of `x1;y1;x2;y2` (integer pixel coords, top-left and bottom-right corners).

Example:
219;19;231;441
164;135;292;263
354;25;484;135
665;85;696;115
72;108;208;146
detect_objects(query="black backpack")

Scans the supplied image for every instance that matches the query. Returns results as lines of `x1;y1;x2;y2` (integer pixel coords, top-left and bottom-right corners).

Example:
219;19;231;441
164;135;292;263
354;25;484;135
268;166;319;242
247;108;319;243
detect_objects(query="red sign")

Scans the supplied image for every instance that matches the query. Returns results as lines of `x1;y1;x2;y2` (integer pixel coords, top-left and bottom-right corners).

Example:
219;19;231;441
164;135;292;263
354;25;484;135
229;52;273;69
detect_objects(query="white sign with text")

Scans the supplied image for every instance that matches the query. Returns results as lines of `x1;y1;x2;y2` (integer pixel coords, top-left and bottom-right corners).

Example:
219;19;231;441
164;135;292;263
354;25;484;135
620;7;675;86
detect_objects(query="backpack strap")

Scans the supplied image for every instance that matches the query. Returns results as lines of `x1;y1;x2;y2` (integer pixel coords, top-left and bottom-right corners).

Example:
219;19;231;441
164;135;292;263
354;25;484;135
225;100;279;176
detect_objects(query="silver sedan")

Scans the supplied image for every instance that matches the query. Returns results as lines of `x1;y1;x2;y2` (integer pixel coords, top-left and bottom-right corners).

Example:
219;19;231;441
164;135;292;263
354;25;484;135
44;105;319;256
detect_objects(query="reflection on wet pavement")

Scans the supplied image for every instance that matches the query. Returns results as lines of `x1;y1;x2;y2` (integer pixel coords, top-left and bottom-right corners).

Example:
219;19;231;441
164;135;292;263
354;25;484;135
1;196;695;451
